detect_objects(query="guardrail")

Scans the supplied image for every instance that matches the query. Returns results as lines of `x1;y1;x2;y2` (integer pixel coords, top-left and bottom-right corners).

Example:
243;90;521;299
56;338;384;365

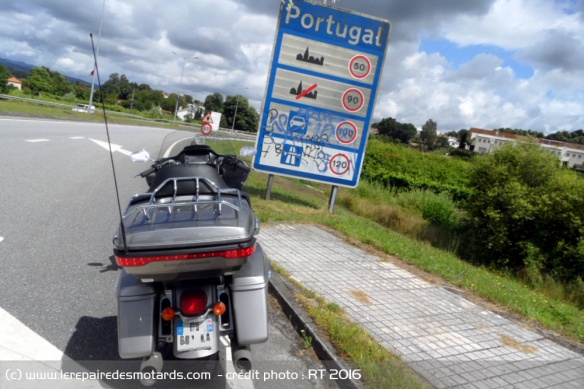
0;93;76;109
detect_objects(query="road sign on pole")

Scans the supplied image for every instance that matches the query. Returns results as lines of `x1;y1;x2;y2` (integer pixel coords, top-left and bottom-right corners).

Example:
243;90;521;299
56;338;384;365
201;111;221;136
253;0;391;188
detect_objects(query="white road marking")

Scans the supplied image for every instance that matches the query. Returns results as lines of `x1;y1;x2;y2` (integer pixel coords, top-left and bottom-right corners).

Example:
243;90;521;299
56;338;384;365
0;307;100;388
25;139;50;143
221;335;255;389
70;137;84;140
0;237;3;243
88;138;132;157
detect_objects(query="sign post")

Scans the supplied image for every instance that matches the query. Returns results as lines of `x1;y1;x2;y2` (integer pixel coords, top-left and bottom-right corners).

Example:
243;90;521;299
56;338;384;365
254;0;391;206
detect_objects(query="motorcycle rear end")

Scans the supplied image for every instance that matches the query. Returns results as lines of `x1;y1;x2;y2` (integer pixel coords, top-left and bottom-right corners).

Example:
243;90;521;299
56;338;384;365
113;132;268;385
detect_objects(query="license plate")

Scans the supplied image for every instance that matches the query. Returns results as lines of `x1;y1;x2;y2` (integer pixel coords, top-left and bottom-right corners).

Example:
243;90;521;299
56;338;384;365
176;317;214;352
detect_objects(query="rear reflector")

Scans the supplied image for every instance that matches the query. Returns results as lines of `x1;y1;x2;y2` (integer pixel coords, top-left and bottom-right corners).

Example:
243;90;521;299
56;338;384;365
181;290;207;316
116;244;256;267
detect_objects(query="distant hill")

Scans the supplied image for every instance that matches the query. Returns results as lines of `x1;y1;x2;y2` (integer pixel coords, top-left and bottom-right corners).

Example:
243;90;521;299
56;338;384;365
0;57;90;86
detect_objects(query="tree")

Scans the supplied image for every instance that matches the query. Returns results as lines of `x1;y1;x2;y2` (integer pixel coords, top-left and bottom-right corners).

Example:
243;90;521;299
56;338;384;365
101;73;121;100
204;92;224;113
420;119;438;151
50;70;72;96
0;65;11;93
26;67;53;94
458;129;469;149
375;117;417;144
221;95;259;131
464;140;584;280
160;93;178;113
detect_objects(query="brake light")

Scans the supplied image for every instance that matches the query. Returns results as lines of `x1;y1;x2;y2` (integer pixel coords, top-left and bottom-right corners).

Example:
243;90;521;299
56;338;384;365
116;244;256;267
181;290;208;316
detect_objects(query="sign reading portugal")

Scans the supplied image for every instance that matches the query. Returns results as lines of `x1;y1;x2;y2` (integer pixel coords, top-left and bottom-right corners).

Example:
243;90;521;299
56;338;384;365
253;0;391;188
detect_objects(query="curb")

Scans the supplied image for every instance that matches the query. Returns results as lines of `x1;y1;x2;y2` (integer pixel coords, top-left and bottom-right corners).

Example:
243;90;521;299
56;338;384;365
268;273;363;389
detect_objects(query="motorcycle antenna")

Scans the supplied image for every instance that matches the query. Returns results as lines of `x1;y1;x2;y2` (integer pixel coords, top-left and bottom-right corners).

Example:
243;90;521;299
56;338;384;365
90;33;128;253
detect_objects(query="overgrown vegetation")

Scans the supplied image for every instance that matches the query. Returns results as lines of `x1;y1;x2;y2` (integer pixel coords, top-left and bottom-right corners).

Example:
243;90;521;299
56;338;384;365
362;138;471;200
464;141;584;300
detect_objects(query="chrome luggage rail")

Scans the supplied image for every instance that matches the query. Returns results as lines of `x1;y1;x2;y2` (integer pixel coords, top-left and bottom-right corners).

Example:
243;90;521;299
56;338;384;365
122;176;243;223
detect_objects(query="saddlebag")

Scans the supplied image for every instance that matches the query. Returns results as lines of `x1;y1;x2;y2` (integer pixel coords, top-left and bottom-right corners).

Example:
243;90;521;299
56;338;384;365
116;269;156;358
231;243;271;345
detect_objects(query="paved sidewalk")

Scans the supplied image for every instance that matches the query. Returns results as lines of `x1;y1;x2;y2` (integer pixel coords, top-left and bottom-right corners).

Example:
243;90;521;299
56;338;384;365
258;224;584;389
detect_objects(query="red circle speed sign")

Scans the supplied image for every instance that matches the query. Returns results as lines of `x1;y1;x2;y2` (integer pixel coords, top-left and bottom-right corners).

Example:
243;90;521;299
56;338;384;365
341;88;365;112
329;153;351;175
201;123;212;136
348;55;372;79
336;121;358;144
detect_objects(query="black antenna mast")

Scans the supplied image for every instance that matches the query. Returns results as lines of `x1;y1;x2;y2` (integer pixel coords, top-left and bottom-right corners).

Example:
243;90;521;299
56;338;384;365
90;33;128;252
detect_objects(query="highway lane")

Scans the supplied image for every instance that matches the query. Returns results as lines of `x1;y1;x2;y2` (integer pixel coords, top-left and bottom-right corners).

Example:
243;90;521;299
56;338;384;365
0;119;169;354
0;118;337;388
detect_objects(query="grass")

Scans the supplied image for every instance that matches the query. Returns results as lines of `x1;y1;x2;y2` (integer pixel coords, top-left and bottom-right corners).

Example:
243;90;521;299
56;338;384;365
0;98;199;129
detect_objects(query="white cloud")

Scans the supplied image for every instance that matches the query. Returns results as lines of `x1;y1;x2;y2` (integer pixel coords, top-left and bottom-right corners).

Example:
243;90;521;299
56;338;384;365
1;0;584;133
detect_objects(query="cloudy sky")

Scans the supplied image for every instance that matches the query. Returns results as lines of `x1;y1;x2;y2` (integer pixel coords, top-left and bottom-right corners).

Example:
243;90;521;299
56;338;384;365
1;0;583;134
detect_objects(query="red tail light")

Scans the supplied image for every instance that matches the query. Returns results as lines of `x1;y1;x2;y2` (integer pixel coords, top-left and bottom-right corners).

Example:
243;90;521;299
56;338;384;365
116;244;256;267
181;290;208;316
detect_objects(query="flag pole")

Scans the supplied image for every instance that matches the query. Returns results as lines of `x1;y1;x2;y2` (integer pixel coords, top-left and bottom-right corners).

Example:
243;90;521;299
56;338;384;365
88;0;105;111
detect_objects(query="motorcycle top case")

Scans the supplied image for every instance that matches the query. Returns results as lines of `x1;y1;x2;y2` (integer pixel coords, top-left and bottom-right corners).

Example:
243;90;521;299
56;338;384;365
113;183;258;282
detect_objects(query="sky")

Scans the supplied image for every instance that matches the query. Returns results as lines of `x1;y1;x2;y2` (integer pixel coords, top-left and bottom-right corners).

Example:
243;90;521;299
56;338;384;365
1;0;583;134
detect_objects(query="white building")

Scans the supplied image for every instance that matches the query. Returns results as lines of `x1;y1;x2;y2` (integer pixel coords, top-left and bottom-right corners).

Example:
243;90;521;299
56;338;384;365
7;77;22;90
469;128;584;170
176;104;203;121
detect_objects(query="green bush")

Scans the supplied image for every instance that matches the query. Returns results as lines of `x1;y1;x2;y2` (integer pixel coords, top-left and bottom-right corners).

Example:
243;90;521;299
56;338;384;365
393;189;459;227
464;140;584;282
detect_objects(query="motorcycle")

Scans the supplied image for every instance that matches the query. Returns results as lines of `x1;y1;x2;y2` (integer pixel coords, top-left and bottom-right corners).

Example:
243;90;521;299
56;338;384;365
112;131;269;385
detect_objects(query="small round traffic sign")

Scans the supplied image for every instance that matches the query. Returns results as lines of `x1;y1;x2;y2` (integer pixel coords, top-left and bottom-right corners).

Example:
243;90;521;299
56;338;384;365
342;88;365;112
329;153;351;175
349;55;371;79
336;121;358;144
201;123;212;136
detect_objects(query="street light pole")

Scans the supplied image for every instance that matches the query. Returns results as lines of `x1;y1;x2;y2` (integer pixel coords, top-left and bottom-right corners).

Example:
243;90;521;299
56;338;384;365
172;52;198;124
230;87;248;132
231;96;240;132
88;0;105;111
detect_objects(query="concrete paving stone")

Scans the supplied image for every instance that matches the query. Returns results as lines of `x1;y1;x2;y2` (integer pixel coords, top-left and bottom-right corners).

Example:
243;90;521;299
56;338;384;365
561;382;584;389
260;226;584;389
435;375;464;388
499;371;529;385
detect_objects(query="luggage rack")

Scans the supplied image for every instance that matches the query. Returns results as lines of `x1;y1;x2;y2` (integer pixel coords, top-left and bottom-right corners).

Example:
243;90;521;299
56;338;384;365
122;176;243;223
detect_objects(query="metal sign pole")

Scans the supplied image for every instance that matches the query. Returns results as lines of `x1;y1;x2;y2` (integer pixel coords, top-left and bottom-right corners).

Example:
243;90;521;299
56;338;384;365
265;174;275;200
328;185;338;213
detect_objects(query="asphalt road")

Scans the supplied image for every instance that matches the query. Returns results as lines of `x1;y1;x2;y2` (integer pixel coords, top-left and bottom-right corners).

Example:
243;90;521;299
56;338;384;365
0;117;337;389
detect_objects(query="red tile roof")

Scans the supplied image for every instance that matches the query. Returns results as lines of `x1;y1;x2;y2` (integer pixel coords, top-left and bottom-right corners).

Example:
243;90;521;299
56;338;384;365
7;77;22;84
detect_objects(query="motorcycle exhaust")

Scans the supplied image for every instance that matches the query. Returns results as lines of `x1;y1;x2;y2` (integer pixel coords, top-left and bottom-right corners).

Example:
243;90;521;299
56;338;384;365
139;352;163;386
231;344;252;373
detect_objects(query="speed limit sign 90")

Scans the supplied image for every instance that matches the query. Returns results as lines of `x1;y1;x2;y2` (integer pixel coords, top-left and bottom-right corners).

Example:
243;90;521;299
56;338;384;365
342;88;365;112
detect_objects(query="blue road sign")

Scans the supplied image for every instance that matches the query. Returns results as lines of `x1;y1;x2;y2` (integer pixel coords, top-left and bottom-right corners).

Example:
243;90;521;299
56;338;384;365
253;0;391;188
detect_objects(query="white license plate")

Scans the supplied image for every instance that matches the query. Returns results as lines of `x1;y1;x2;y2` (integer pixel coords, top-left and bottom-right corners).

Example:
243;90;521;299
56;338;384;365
176;317;214;352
